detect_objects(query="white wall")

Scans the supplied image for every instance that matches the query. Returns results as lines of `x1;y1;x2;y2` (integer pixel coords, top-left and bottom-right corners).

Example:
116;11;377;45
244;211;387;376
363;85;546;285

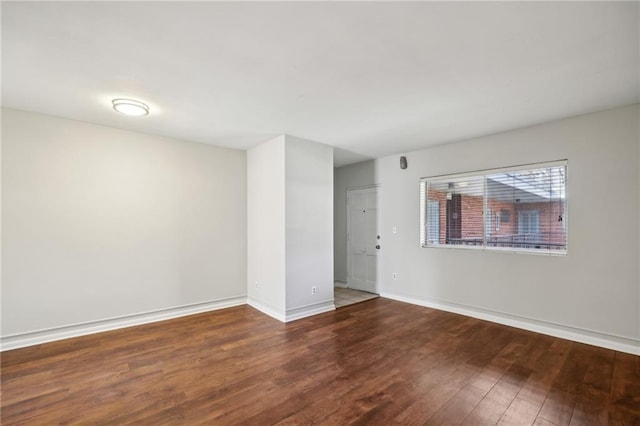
376;104;640;353
2;109;247;344
247;135;334;321
285;136;334;313
247;135;286;314
333;160;376;283
5;105;637;353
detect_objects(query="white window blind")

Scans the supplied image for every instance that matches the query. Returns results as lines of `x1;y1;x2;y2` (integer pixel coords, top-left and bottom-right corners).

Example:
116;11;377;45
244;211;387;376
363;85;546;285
420;161;567;254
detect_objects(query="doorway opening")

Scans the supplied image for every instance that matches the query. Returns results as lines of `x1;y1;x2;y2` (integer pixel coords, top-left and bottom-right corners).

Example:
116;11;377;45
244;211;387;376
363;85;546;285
342;186;379;307
334;287;378;308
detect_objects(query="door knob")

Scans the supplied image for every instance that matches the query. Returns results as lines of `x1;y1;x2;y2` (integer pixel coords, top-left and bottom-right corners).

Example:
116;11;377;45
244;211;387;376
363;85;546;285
375;245;381;249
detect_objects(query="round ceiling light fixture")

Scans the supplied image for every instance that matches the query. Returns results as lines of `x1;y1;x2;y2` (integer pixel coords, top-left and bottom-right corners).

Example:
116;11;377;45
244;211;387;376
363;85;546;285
112;98;149;116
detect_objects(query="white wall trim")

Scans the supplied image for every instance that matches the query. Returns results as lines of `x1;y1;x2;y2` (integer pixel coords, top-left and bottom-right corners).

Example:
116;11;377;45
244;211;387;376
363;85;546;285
285;300;335;322
346;183;381;192
380;291;640;356
9;290;633;355
1;296;247;352
247;297;287;322
248;298;335;323
334;281;348;288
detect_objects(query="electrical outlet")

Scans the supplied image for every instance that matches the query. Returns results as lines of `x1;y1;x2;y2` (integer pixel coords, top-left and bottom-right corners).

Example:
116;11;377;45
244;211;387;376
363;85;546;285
312;286;317;295
393;226;397;234
392;272;398;280
255;281;259;289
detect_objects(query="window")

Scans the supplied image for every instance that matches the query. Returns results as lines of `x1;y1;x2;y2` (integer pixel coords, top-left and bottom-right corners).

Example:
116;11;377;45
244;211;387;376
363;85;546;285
420;161;567;254
518;210;540;235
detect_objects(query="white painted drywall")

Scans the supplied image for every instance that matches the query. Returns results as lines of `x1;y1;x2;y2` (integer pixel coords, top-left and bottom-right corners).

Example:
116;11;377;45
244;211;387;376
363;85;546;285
1;108;247;337
285;136;334;311
333;161;376;283
246;135;287;315
247;135;334;320
5;2;639;164
377;104;640;346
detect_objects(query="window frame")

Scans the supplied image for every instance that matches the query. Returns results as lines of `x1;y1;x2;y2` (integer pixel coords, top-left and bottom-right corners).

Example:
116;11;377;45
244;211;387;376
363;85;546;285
419;160;568;255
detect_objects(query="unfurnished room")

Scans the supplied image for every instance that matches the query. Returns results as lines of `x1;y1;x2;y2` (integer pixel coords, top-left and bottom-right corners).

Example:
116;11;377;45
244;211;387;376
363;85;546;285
1;1;639;424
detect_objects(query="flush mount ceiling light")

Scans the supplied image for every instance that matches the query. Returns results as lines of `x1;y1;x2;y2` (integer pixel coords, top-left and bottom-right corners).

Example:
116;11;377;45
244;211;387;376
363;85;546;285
112;98;149;116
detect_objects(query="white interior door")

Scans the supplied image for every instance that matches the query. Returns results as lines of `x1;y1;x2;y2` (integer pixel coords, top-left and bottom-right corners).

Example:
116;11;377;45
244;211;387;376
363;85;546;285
347;187;378;293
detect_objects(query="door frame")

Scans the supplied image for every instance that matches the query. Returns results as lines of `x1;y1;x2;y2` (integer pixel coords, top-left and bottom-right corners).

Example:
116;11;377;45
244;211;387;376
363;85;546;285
346;185;380;294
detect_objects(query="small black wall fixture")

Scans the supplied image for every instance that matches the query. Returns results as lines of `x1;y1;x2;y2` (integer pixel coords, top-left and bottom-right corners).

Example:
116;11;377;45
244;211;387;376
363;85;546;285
400;156;408;170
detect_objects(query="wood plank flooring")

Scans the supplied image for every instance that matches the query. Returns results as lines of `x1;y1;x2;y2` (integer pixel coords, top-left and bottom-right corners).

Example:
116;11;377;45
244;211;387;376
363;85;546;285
1;298;639;425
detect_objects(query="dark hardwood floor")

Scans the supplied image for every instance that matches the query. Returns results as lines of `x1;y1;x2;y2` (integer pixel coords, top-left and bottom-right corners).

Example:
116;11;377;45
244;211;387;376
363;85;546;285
1;298;639;425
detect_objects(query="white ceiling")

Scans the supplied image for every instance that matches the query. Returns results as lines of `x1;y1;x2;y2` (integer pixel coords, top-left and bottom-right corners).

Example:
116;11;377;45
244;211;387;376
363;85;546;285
3;2;639;167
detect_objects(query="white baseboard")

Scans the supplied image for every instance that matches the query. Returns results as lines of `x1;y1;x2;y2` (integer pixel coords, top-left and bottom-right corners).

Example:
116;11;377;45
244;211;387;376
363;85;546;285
247;298;335;322
1;296;247;352
247;298;287;322
380;291;640;356
334;281;347;288
10;291;632;356
285;300;335;322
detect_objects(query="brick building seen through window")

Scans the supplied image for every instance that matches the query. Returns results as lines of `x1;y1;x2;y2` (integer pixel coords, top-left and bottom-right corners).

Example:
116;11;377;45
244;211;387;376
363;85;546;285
421;162;567;253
